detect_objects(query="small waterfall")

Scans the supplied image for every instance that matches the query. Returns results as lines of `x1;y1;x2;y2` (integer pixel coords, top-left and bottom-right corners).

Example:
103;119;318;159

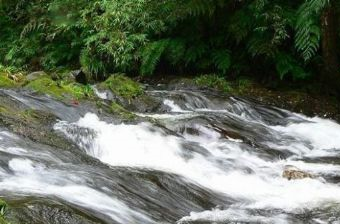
55;90;340;223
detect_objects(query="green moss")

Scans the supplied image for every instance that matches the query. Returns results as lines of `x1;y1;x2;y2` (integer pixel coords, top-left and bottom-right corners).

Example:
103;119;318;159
19;109;41;122
25;77;65;98
0;106;8;114
194;74;232;92
110;102;136;120
0;74;16;88
25;76;94;100
62;83;94;99
101;74;143;99
0;217;9;224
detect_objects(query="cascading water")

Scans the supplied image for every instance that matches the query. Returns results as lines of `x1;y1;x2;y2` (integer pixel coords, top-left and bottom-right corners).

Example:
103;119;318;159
1;87;340;223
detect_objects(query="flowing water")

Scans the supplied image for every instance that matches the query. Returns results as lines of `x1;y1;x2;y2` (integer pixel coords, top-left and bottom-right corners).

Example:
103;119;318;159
1;86;340;223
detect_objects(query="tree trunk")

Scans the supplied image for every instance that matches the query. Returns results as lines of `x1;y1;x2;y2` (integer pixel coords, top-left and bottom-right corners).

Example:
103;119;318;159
321;2;340;95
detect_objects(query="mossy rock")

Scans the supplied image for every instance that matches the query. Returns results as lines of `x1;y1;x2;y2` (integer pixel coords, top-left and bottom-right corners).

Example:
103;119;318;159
194;74;232;92
110;102;136;120
0;74;17;88
100;74;143;99
25;76;93;100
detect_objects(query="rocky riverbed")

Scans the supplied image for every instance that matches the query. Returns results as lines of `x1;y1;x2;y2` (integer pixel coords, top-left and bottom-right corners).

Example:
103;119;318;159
1;72;340;223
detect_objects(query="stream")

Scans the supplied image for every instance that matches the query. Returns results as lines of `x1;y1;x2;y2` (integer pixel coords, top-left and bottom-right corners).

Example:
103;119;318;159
1;85;340;223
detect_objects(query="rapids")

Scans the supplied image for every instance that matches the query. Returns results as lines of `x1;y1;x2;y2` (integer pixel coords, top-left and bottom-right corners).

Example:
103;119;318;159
1;86;340;223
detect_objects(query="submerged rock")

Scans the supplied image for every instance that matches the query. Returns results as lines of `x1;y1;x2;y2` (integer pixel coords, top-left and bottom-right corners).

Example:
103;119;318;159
282;165;314;180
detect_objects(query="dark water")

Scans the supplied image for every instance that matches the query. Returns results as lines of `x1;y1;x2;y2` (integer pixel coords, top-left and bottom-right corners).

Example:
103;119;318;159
1;87;340;223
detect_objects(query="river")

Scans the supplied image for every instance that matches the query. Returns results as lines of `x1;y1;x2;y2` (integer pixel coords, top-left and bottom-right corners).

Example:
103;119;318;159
1;86;340;223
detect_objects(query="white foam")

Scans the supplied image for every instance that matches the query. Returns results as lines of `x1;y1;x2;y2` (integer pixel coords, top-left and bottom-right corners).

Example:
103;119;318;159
0;147;28;155
56;113;340;214
92;86;108;100
163;99;190;113
178;208;288;224
271;117;340;150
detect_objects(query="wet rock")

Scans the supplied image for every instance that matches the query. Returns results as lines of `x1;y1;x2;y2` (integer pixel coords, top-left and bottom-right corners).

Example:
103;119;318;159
282;165;314;180
26;71;47;81
0;91;78;151
8;199;101;224
123;95;163;113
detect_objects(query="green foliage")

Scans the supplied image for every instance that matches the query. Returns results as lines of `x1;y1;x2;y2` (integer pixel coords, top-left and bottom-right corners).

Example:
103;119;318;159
0;74;16;88
101;74;143;99
276;53;309;79
295;0;329;61
140;40;169;76
0;200;7;217
212;50;232;74
194;74;232;92
0;0;338;83
0;65;18;74
0;199;8;224
237;78;253;93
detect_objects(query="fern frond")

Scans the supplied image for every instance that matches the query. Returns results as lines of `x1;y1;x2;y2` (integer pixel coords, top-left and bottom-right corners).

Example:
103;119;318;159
295;0;329;61
140;39;169;76
228;10;253;44
248;33;277;58
164;38;186;65
185;0;216;17
212;50;231;74
275;53;309;79
185;42;207;65
21;20;47;38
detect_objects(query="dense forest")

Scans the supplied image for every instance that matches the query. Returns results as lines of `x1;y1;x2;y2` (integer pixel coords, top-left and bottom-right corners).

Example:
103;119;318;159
0;0;340;93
